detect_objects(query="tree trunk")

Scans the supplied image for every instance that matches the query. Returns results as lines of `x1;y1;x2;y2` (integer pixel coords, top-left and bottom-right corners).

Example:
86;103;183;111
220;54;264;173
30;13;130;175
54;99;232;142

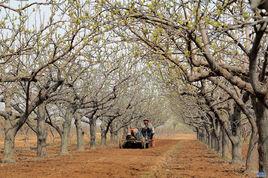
245;130;258;173
60;110;73;155
100;123;107;146
212;135;219;152
221;127;229;159
201;129;206;143
101;131;107;146
204;129;209;145
217;130;222;154
229;102;243;164
37;104;47;157
208;133;212;148
214;135;220;152
74;114;84;151
2;120;16;163
2;93;16;163
89;117;96;148
110;131;118;144
211;134;216;150
254;100;268;174
196;128;200;140
205;132;209;144
110;122;118;144
231;137;243;163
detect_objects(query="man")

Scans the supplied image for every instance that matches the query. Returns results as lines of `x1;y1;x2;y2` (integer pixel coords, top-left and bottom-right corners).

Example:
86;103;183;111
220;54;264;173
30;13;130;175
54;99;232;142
141;119;155;140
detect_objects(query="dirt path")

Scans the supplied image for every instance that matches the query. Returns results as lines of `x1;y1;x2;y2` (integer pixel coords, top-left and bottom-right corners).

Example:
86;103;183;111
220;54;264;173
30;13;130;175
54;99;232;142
151;140;248;178
0;135;249;178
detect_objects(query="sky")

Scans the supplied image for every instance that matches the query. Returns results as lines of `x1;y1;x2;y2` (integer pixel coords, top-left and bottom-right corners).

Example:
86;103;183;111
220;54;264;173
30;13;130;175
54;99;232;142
1;0;51;28
8;0;46;7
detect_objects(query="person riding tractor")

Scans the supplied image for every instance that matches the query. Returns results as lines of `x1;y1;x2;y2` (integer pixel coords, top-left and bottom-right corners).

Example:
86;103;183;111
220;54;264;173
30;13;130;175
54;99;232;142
120;119;155;148
141;119;154;139
141;119;155;147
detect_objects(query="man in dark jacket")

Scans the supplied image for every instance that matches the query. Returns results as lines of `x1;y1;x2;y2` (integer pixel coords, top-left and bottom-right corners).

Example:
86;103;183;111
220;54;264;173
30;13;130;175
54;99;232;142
141;119;155;139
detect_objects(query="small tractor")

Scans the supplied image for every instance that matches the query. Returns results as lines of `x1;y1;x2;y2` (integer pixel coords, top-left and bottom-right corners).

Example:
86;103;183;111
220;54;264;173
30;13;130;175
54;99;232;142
119;128;154;149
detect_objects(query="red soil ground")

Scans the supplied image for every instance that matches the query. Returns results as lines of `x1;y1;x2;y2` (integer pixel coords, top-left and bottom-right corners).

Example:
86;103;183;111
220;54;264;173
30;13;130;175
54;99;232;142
0;134;251;178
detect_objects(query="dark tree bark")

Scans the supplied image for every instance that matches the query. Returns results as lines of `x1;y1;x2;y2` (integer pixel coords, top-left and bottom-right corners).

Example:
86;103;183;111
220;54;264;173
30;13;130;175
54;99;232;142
229;103;243;163
253;99;268;174
208;133;212;148
89;117;97;148
100;118;114;146
201;129;206;143
221;127;230;159
196;127;200;141
100;123;107;146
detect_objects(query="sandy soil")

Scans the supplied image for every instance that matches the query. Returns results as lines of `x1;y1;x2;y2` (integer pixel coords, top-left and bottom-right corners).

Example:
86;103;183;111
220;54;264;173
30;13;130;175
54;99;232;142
0;134;251;178
151;140;249;178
